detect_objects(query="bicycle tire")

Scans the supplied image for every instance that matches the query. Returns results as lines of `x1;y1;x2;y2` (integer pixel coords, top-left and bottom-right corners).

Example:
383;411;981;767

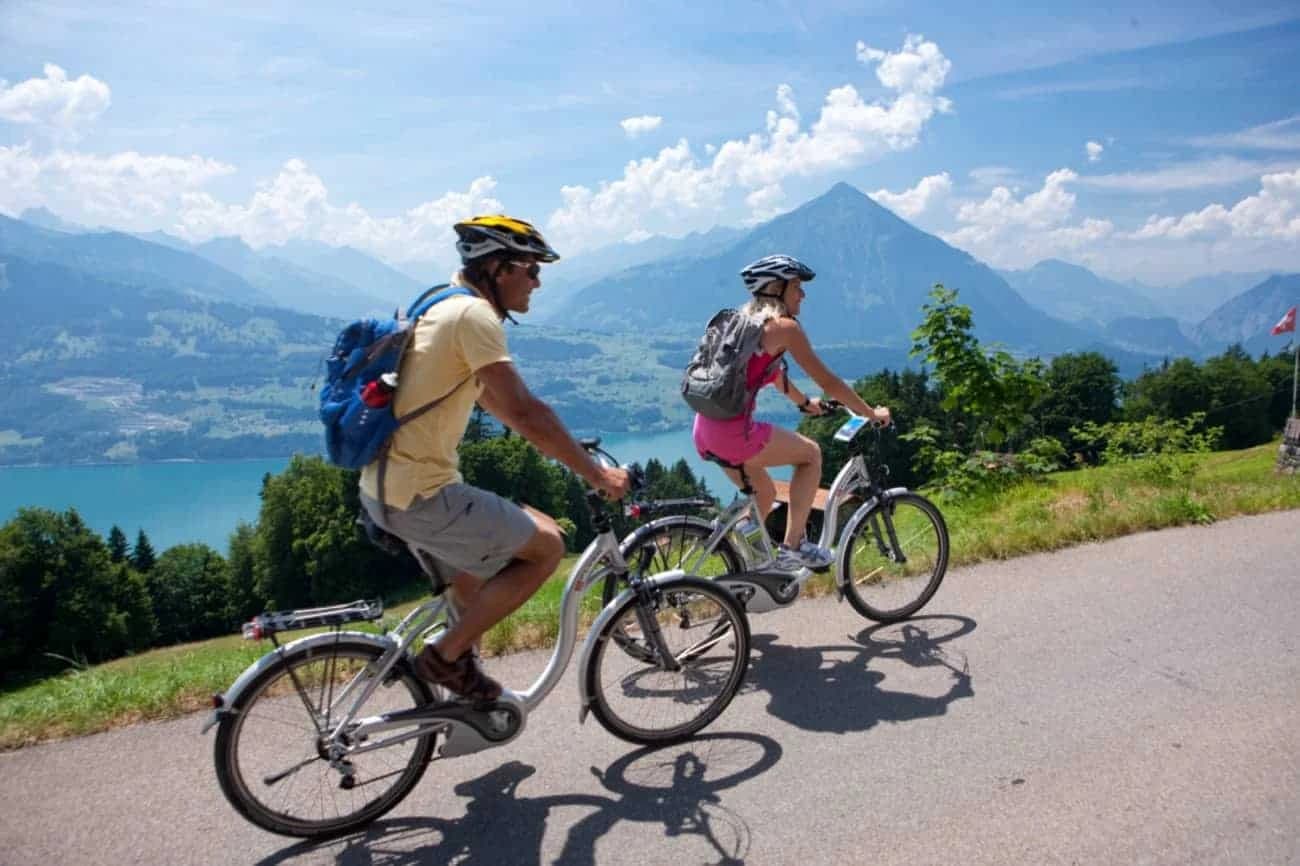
585;575;751;745
838;491;950;623
214;639;436;838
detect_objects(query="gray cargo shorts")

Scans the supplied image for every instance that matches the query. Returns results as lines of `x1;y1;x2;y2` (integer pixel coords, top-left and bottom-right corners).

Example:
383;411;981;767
360;483;537;583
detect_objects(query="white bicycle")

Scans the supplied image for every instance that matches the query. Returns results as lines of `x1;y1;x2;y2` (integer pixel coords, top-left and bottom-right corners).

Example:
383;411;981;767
605;402;950;623
204;442;751;839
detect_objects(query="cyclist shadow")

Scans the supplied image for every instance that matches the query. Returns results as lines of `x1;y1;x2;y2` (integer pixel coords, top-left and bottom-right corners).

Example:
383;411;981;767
745;614;977;734
254;732;781;866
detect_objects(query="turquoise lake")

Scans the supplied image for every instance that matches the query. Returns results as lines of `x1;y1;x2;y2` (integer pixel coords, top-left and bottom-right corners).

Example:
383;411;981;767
0;428;761;552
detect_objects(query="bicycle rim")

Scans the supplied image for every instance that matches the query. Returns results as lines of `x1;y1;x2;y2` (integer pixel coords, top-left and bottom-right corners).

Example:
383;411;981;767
586;577;750;745
840;493;949;622
214;640;435;838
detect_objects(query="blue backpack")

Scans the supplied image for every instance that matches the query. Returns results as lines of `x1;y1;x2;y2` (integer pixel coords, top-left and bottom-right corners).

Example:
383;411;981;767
319;285;474;473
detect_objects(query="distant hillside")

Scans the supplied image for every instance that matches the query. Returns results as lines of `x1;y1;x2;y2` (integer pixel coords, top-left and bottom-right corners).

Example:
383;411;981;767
1192;274;1300;356
999;259;1164;325
264;239;423;308
0;214;273;307
192;236;395;319
1100;316;1200;359
555;182;1096;355
531;225;745;322
1137;271;1277;324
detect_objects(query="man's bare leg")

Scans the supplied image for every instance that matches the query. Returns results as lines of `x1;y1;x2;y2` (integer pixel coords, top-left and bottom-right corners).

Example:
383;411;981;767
434;506;564;660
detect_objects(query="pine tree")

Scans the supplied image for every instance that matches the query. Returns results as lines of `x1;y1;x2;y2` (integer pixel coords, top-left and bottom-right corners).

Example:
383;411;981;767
131;529;157;572
107;525;129;563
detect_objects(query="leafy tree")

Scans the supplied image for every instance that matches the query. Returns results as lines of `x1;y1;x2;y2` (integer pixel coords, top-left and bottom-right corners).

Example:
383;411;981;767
1123;357;1205;422
560;471;596;552
107;525;129;563
1033;352;1121;462
0;508;155;675
147;544;232;643
131;529;157;572
225;521;266;623
255;455;416;608
1199;345;1273;449
1258;348;1297;430
910;285;1046;449
459;434;568;516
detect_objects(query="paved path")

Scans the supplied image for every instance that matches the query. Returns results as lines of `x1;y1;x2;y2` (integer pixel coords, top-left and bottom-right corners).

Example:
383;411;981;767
3;510;1298;865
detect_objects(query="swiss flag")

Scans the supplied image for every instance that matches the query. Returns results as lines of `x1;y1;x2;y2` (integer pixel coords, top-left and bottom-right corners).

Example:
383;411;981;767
1271;305;1297;336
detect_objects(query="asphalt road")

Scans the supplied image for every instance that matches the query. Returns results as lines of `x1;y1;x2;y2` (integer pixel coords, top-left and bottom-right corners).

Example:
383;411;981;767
3;509;1298;866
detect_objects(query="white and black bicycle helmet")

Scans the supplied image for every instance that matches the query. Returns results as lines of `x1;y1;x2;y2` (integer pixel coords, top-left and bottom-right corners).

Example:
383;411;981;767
740;254;816;295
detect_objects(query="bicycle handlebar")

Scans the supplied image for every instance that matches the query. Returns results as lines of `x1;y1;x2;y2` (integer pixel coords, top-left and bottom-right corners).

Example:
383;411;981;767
809;398;895;431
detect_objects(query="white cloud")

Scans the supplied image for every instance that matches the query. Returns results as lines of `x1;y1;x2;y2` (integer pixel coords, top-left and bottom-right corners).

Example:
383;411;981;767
548;35;953;251
942;168;1115;268
1129;168;1300;241
968;165;1021;189
1187;115;1300;151
1085;141;1103;162
1078;156;1299;192
0;144;235;225
744;184;787;222
0;64;111;139
176;160;504;263
871;172;952;218
620;115;663;137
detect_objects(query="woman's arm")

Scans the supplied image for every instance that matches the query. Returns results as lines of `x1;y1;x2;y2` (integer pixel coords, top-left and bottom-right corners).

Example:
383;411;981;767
766;318;889;421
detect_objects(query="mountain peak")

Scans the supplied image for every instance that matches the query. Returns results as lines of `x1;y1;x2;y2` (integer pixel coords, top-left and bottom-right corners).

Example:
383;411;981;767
20;207;85;234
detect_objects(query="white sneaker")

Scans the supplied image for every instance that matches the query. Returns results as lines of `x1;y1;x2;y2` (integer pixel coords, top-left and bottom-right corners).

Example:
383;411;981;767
773;540;833;572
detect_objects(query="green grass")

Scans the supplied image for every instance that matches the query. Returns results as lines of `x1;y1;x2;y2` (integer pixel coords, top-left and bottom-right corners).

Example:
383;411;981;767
3;440;1297;750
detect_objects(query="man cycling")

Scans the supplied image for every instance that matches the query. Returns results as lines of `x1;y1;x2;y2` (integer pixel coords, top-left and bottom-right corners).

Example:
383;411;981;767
360;215;630;704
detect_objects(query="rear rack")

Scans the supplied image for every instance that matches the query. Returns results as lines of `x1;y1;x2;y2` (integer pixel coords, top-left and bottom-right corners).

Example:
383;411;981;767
242;599;384;640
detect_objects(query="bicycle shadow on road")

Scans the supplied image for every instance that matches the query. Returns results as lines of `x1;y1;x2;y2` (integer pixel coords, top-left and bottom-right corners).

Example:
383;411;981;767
744;614;977;734
254;732;782;866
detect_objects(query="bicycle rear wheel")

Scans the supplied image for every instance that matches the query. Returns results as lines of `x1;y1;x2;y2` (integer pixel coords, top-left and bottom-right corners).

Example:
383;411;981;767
585;576;750;745
838;492;949;623
214;639;436;838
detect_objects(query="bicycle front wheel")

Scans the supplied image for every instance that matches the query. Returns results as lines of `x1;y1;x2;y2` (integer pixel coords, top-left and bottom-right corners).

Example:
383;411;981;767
214;639;436;838
838;492;950;623
585;576;750;745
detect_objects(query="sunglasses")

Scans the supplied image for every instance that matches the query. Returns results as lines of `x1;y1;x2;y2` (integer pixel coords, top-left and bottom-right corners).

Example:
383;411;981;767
506;260;541;279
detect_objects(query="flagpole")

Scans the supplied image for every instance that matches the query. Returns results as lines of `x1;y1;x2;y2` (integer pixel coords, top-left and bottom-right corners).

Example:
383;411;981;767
1293;339;1298;419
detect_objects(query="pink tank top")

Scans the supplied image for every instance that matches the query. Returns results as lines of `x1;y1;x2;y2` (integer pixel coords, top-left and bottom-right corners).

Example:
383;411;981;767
742;350;784;414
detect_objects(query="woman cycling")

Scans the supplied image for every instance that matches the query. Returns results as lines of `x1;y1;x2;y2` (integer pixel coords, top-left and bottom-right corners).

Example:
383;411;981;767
692;254;892;571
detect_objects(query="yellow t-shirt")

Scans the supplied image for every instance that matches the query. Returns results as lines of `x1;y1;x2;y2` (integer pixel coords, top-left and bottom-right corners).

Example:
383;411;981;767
359;288;510;508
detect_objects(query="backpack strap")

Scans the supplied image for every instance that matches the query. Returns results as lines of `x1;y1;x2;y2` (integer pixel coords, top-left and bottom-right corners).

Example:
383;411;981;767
406;284;473;321
376;285;477;513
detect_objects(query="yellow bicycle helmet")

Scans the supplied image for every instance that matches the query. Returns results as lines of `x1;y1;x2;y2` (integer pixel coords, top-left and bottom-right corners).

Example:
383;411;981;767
453;215;561;264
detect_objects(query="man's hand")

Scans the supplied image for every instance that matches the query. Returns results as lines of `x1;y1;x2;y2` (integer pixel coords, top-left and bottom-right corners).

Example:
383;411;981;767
872;405;893;427
591;465;631;500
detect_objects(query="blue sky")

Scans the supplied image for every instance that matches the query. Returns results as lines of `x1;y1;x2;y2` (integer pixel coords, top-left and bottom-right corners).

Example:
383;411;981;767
1;0;1298;283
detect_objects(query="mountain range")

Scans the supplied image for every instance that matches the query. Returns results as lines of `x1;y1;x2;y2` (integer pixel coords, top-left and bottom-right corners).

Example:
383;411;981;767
2;185;1295;465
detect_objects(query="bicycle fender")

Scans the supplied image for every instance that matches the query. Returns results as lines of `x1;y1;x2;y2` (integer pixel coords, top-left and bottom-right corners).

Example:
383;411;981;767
832;488;911;596
201;630;395;734
619;514;716;550
575;569;688;724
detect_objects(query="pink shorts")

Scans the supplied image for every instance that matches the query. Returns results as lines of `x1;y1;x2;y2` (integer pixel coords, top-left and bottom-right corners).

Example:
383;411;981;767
692;412;773;466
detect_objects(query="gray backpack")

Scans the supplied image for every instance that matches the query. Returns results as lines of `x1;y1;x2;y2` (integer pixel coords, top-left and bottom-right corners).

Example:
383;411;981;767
681;308;783;419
